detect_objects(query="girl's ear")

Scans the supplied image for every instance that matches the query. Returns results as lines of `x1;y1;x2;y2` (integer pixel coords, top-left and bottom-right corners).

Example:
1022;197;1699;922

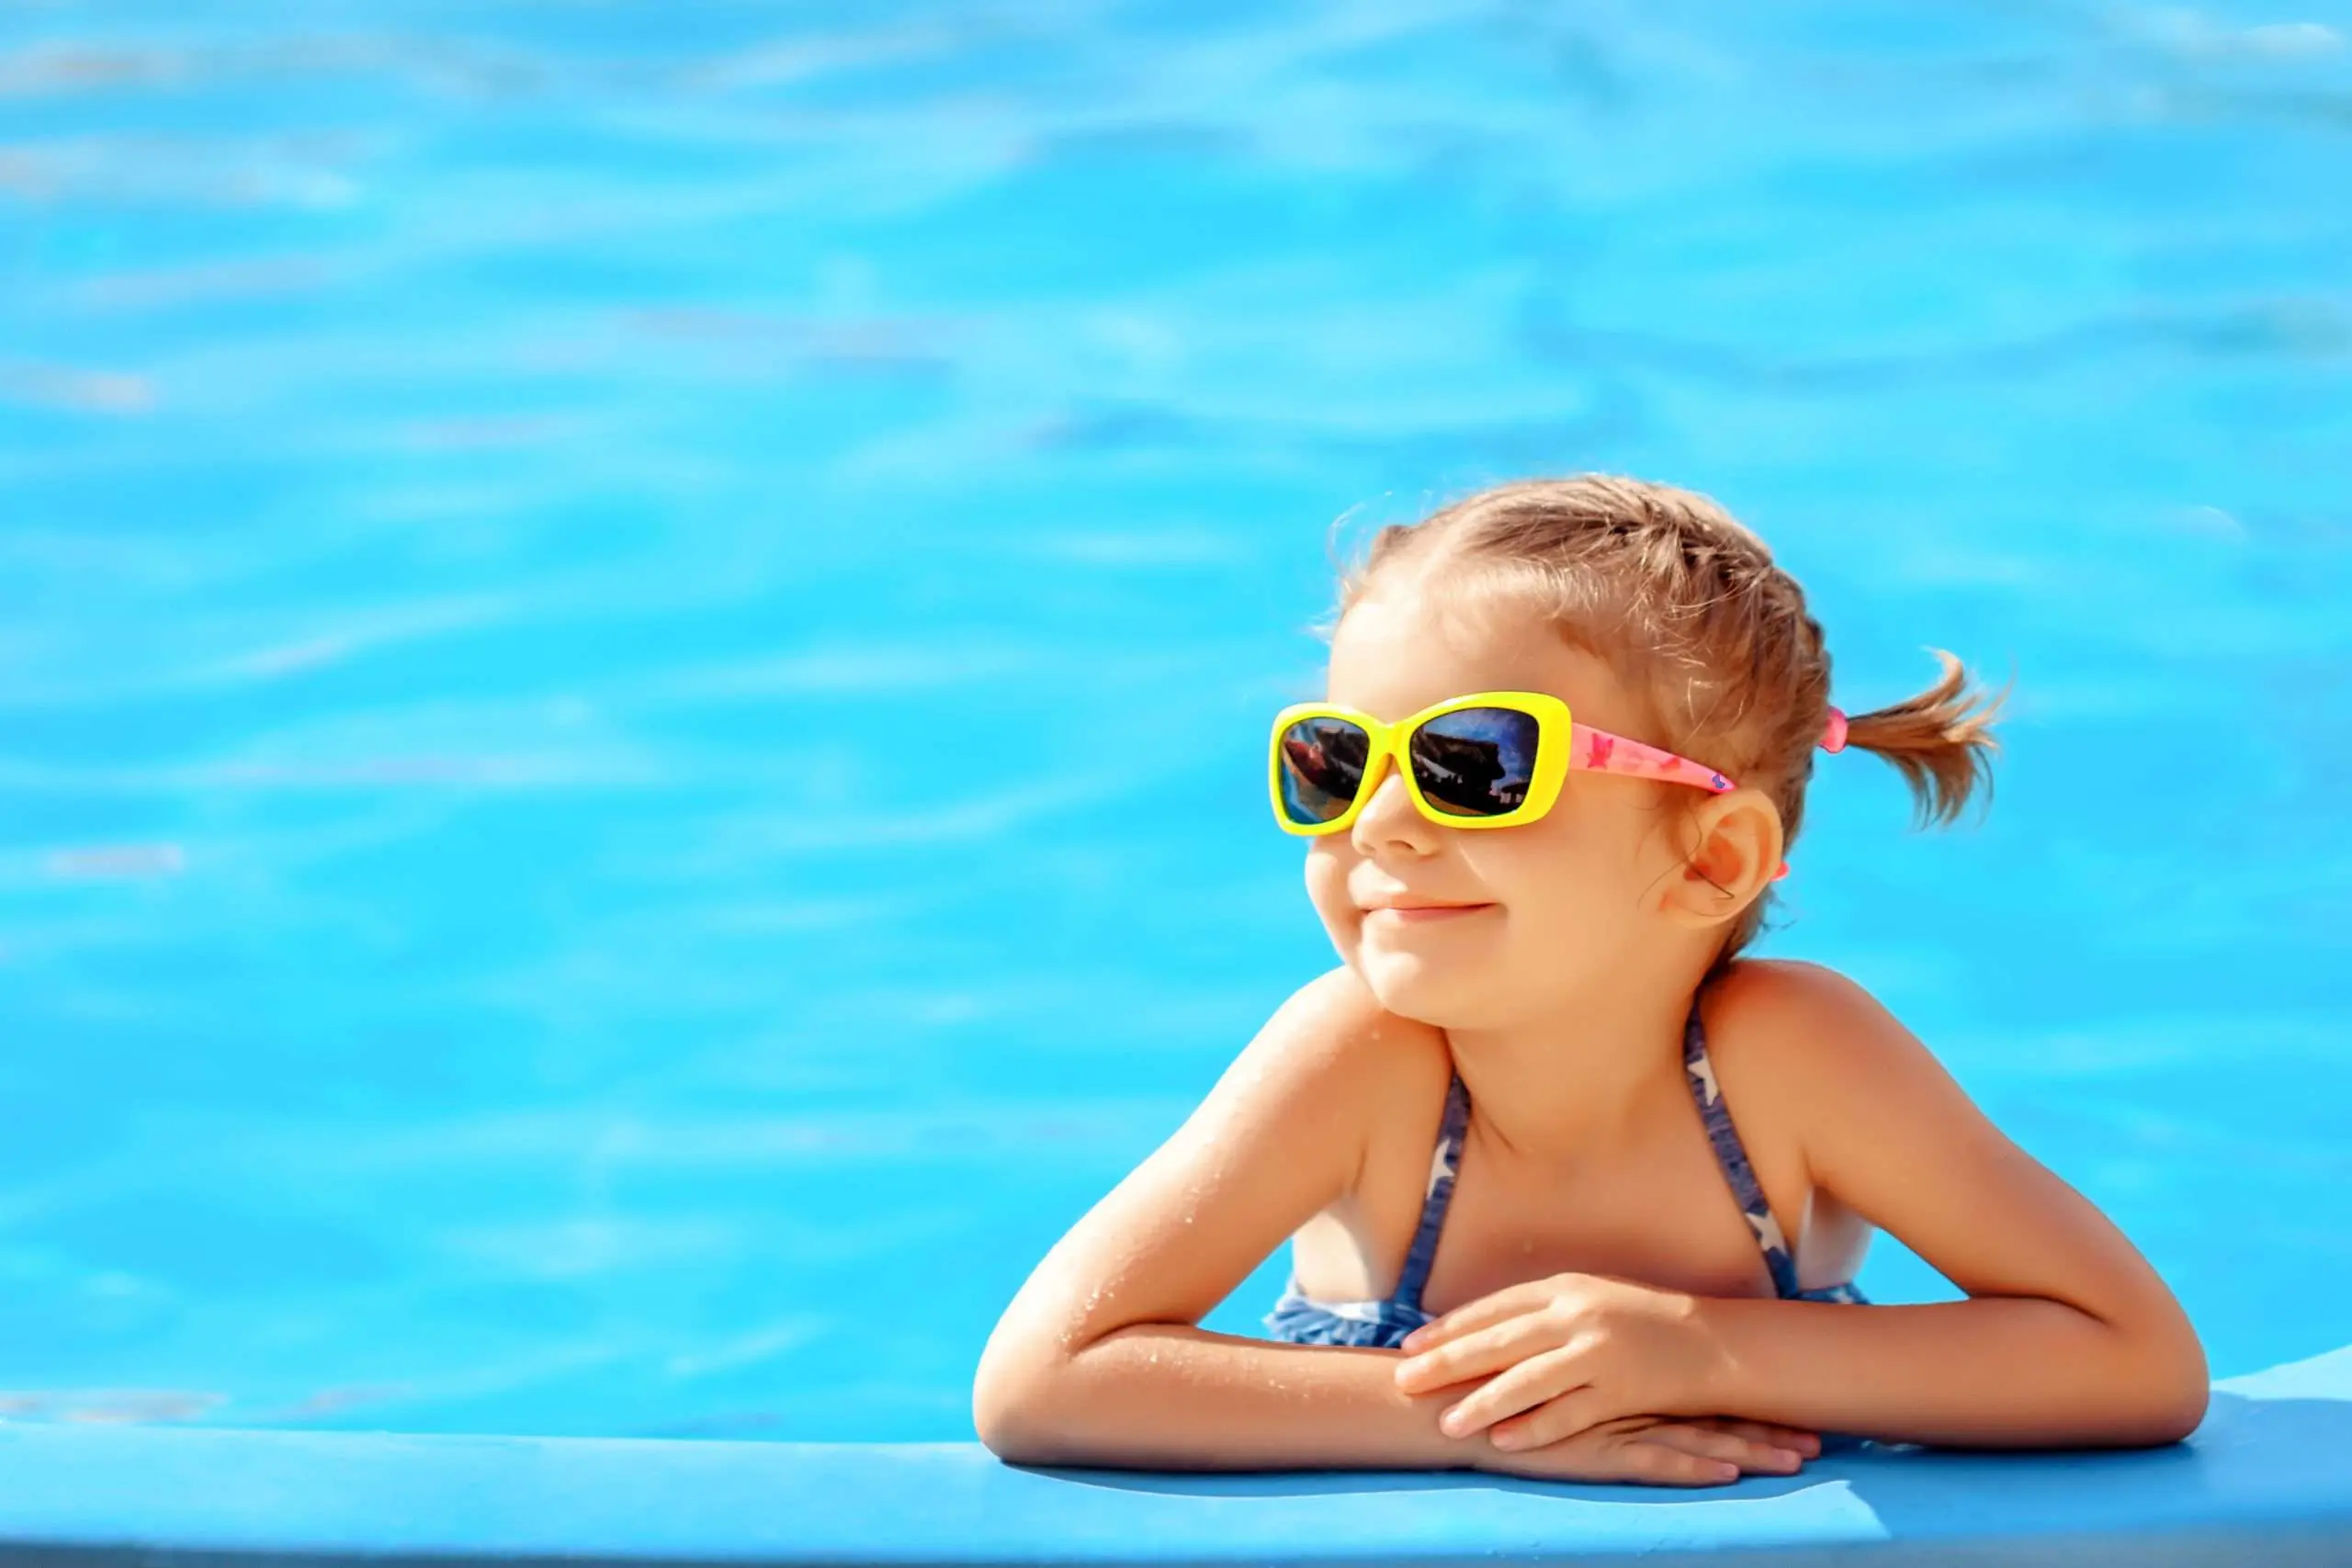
1657;788;1785;930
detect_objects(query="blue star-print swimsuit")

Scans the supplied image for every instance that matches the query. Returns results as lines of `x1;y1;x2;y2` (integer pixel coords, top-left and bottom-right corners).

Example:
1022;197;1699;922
1263;987;1868;1348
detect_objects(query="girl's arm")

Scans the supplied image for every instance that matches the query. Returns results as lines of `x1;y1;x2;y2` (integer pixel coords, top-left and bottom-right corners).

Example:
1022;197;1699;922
972;966;1476;1471
1689;960;2210;1448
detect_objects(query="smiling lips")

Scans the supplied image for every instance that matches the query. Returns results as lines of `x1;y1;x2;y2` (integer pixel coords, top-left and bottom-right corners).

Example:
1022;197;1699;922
1361;897;1495;922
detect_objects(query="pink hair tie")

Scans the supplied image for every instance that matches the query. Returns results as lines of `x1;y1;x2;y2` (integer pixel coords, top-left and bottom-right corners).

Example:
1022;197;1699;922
1820;706;1849;754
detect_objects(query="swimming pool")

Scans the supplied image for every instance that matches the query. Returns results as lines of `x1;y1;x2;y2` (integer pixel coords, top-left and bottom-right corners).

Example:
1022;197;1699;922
0;0;2346;1448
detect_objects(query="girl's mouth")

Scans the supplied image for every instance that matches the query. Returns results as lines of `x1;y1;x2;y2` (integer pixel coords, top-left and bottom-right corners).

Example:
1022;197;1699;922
1365;903;1496;923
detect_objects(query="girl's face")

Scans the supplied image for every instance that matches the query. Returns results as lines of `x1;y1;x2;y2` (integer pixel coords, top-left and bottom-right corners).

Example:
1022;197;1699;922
1306;580;1692;1028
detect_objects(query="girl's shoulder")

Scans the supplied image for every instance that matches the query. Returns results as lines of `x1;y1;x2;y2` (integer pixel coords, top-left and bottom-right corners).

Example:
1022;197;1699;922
1252;965;1454;1186
1264;965;1453;1099
1699;958;1891;1077
1697;956;1938;1153
1702;957;1908;1062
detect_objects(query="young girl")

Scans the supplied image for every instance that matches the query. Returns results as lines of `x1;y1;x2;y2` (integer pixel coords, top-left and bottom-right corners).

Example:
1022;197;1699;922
973;476;2208;1484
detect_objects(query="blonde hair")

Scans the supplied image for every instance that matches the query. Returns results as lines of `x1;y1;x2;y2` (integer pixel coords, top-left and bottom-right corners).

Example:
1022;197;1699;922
1327;475;2007;971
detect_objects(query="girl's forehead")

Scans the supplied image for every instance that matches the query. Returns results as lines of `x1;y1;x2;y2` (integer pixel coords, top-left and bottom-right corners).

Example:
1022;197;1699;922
1326;590;1647;731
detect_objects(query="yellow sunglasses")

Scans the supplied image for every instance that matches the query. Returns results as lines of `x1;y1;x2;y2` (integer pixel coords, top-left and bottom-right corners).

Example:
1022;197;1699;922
1269;690;1741;837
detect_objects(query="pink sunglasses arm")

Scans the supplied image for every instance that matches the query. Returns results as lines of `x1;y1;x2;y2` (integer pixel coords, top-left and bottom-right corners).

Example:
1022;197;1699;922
1568;724;1736;795
1570;725;1792;882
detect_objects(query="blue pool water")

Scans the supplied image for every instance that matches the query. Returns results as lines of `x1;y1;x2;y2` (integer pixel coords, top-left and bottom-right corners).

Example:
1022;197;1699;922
1;3;2347;1441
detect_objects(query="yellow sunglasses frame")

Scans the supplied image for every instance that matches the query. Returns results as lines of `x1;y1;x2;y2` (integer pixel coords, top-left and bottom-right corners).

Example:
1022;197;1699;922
1268;691;1577;837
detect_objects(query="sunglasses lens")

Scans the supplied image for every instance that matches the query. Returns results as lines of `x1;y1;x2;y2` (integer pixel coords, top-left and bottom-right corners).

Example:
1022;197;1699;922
1409;706;1542;818
1276;716;1372;827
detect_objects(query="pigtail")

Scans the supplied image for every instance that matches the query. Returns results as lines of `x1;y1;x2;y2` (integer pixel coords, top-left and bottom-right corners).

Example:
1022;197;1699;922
1843;649;2011;829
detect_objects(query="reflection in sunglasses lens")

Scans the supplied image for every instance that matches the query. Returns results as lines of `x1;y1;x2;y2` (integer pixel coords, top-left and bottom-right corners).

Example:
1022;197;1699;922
1410;707;1538;817
1278;718;1370;825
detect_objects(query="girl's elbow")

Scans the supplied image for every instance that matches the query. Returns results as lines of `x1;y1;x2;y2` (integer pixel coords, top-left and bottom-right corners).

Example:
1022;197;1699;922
974;1387;1053;1465
2123;1316;2211;1447
973;1325;1099;1464
2143;1344;2212;1446
2149;1377;2211;1446
973;1342;1061;1463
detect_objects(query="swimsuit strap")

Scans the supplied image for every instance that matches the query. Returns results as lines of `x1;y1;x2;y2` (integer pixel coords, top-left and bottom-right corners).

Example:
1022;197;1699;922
1391;1069;1473;1313
1681;991;1804;1299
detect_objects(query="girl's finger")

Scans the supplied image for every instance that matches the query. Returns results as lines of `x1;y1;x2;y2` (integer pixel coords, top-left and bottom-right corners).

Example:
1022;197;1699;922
1634;1422;1804;1475
1609;1438;1740;1487
1396;1306;1556;1393
1690;1417;1821;1458
1442;1349;1589;1441
1485;1381;1611;1451
1397;1279;1559;1355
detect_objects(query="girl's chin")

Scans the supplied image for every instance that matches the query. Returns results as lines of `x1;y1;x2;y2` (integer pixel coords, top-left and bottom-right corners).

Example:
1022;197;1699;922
1350;947;1495;1026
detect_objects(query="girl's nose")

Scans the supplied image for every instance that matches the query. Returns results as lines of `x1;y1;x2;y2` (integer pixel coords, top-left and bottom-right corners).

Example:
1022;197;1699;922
1351;760;1434;853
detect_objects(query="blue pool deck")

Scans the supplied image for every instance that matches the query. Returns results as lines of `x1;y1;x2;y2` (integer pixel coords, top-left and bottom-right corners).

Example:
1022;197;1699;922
4;1344;2348;1566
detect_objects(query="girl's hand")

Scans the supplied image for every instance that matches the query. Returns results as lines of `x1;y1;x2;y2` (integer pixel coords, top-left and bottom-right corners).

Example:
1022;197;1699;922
1472;1414;1818;1486
1395;1271;1742;1451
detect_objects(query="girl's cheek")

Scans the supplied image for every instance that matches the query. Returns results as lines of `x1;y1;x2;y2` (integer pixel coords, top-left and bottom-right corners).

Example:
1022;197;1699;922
1303;847;1358;941
1516;799;1623;886
1469;821;1571;900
